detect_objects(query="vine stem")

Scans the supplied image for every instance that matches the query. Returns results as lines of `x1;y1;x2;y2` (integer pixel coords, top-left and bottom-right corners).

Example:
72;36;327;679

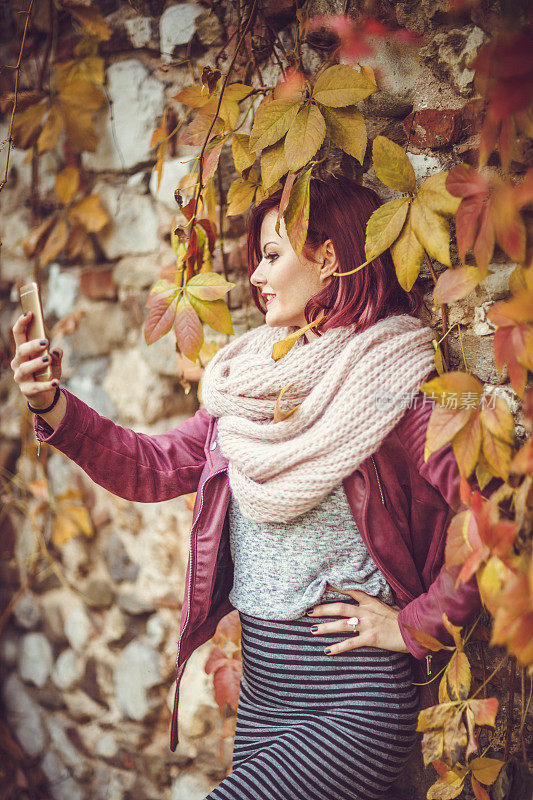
190;0;259;230
424;250;450;368
0;0;37;195
504;656;516;762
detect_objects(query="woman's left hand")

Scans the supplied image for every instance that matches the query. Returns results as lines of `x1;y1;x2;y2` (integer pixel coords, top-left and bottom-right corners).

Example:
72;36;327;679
306;585;409;655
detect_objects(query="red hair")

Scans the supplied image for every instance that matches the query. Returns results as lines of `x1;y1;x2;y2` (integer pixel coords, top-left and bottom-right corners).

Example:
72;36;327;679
247;174;424;334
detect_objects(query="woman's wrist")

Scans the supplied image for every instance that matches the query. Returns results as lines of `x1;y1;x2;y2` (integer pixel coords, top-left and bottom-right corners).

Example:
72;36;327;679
32;388;68;432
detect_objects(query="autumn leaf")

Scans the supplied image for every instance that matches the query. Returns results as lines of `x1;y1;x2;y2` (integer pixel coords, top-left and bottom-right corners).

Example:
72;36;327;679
312;64;377;107
40;218;69;267
69;195;109;233
410;196;452;266
185;272;234;302
434;266;482;304
37;106;64;153
188;295;233;335
365;197;410;262
12;101;47;149
283;167;312;255
51;488;93;547
67;4;112;40
212;610;241;646
373;135;416;194
205;647;242;712
173;295;204;362
427;768;467;800
469;757;504;786
226;170;261;216
144;283;180;345
273;384;301;422
321;106;367;164
173;84;212;108
61;105;98;151
390;210;424;291
232;133;256;174
271;315;325;361
23;217;57;258
284;103;326;171
418;172;461;216
249;99;301;152
55;166;80;206
446;651;471;701
58;79;105;110
261;139;289;191
401;624;451;653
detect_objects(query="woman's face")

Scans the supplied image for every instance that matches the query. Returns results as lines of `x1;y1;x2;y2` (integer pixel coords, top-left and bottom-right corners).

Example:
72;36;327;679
250;208;331;331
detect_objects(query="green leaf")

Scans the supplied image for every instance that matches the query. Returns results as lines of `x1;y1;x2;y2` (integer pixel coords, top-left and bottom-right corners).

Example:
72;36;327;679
312;65;377;107
411;196;452;266
249;99;301;152
232;133;256;174
186;272;235;301
321;106;367;164
372;135;417;194
174;294;204;362
283;167;312;255
188;295;234;335
261;139;289;190
365;197;410;261
284;103;326;171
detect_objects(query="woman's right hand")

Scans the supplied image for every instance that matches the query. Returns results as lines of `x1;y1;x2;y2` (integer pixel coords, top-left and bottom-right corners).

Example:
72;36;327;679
11;312;63;410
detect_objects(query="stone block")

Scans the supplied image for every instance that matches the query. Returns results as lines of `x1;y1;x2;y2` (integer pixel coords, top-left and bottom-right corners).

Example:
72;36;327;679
2;672;47;757
83;59;165;171
159;4;203;63
114;640;162;721
18;632;53;688
95;182;159;259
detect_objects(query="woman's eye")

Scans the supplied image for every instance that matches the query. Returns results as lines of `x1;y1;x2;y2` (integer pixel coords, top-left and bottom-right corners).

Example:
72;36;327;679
266;253;278;262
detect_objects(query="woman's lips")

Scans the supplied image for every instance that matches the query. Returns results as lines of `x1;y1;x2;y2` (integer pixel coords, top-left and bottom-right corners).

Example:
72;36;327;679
265;296;275;306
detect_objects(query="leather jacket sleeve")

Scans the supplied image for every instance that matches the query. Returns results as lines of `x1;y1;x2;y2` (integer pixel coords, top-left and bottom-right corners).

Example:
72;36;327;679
33;388;211;502
396;399;502;660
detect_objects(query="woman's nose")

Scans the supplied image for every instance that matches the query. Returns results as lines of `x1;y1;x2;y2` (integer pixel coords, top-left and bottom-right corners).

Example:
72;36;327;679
250;262;265;287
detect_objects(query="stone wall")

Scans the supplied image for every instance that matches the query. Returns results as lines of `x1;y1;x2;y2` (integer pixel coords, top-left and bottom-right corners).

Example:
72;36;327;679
0;2;530;799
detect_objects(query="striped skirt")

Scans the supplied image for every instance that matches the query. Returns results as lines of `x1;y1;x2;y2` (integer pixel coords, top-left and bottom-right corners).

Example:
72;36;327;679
204;611;420;800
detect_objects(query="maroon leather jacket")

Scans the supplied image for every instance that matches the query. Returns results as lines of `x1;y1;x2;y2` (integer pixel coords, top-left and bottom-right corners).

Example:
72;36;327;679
34;383;494;752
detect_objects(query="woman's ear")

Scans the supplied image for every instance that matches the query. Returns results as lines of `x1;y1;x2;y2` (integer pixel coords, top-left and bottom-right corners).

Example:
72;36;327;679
318;239;339;282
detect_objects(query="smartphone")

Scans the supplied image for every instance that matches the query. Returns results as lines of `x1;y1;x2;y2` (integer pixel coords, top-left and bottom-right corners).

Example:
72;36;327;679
19;281;52;382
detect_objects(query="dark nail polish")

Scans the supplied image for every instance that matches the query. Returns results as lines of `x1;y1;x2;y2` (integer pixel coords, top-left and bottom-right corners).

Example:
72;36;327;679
39;339;47;345
310;626;318;633
52;381;59;387
42;355;49;362
324;648;331;654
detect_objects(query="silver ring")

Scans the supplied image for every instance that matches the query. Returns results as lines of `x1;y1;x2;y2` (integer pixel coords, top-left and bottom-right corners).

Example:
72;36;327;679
346;616;359;632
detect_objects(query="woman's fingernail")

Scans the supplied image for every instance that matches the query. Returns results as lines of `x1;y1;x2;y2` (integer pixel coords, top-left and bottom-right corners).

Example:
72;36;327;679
52;380;59;387
310;626;318;633
324;648;331;654
39;339;47;346
306;608;315;615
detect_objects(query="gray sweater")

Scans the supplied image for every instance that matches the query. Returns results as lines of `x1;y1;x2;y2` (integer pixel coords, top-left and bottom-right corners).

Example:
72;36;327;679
228;481;395;620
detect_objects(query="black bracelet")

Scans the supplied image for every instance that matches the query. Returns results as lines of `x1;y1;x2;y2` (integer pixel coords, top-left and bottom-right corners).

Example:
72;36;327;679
27;386;61;415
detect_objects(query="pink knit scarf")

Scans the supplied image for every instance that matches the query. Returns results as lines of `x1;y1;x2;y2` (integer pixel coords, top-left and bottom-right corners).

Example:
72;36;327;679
200;314;435;522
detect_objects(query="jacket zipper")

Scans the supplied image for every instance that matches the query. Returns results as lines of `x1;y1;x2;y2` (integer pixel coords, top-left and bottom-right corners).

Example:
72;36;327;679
370;455;385;505
426;654;432;676
174;465;227;669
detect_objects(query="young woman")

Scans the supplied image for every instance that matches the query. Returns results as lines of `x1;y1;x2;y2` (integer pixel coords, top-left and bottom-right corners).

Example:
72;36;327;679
11;175;485;800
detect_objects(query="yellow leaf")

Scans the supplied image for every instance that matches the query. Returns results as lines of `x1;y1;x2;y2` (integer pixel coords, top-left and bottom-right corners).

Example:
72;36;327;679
418;172;461;216
232;133;256;174
23;217;57;258
188;295;233;335
226;175;258;216
365;197;410;261
480;396;515;445
446;651;471;701
452;410;483;478
372;135;416;194
312;64;377;107
469;757;504;786
427;771;466;800
173;84;212;108
443;711;468;766
261;139;288;190
420;372;484;408
51;488;93;547
40;218;69;267
59;79;105;109
390;208;424;291
12;101;47;149
68;5;112;41
273;384;301;422
481;425;511;481
61;104;97;151
55;166;80;206
185;272;235;301
284;167;312;255
37;106;64;153
410;196;452;266
424;405;473;461
321;106;367;164
421;729;444;766
284;103;326;171
249;99;301;152
271;315;325;361
68;194;109;233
